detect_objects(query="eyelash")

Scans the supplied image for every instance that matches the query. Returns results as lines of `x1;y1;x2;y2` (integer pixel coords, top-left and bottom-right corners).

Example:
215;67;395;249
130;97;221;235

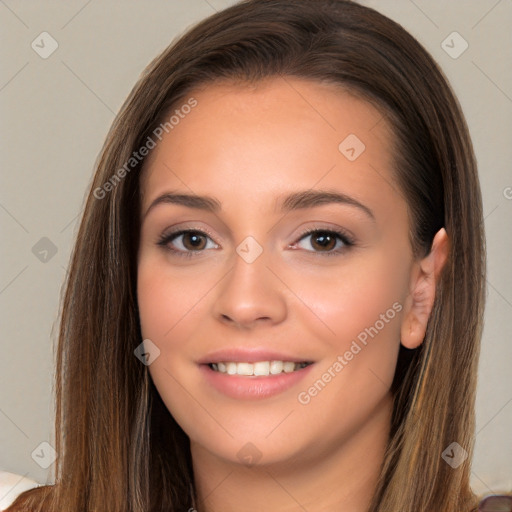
156;226;355;259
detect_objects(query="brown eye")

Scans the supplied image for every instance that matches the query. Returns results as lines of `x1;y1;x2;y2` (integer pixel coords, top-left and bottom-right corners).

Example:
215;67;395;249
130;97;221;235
157;229;218;257
309;232;338;251
293;228;354;256
180;231;207;251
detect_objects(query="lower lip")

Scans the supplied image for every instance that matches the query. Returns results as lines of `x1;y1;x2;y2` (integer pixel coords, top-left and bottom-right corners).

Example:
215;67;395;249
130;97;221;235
199;363;315;400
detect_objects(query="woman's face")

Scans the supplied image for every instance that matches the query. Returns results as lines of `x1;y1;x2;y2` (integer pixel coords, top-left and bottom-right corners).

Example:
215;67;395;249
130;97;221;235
137;77;416;467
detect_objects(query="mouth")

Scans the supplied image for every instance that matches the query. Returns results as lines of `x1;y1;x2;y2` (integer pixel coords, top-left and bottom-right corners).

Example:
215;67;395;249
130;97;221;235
207;360;314;377
197;348;316;399
199;358;315;400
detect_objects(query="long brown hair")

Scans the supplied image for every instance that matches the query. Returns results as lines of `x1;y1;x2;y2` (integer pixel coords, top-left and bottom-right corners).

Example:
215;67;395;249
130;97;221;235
8;1;485;510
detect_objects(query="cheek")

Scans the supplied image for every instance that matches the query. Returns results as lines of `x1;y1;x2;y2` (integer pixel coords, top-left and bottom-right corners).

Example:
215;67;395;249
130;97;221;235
137;255;209;341
298;255;406;348
136;257;213;436
137;264;173;341
292;250;408;404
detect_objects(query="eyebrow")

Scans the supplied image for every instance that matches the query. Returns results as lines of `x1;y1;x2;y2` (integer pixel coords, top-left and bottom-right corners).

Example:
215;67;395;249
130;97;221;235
143;189;375;221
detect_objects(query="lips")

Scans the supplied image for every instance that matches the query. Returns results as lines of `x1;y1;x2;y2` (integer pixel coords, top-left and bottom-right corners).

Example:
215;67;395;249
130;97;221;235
197;347;315;365
199;362;315;399
196;347;316;399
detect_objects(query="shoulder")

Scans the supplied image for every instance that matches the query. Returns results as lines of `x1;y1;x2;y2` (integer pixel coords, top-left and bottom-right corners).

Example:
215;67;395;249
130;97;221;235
476;494;512;511
0;471;41;511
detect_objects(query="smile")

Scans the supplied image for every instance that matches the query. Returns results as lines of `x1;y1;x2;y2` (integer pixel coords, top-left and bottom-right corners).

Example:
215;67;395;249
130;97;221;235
200;361;315;400
208;361;312;376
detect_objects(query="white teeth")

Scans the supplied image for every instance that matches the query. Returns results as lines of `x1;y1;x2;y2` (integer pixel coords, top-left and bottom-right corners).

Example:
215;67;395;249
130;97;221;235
237;362;253;376
209;360;311;376
253;361;270;375
226;362;237;375
283;361;295;373
269;361;283;374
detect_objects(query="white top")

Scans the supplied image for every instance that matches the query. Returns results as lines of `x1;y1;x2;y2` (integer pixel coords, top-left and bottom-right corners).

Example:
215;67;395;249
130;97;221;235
0;472;40;511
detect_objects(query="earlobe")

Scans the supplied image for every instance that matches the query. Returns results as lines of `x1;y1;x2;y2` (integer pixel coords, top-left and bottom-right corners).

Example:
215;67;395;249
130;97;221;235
400;228;450;349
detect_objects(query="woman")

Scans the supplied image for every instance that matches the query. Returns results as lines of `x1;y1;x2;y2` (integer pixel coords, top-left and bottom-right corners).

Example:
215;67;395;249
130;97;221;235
4;0;507;510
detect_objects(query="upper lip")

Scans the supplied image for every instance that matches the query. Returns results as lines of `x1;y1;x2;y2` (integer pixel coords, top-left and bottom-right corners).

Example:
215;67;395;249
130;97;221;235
197;348;315;364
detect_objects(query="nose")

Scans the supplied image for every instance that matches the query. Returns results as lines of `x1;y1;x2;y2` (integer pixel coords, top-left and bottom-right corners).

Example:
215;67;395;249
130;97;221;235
211;248;287;330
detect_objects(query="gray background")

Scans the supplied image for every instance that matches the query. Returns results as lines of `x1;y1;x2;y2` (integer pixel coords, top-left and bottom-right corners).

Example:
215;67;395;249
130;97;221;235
1;0;511;497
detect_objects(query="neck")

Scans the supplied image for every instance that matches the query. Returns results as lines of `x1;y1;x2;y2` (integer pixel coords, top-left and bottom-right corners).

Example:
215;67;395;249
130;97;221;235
190;393;393;512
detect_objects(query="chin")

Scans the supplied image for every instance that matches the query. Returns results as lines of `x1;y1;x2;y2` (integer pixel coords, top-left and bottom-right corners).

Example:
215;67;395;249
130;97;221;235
190;432;313;469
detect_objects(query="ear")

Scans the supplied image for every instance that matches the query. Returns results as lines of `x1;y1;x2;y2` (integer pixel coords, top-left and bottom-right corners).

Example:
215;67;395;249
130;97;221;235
400;228;450;349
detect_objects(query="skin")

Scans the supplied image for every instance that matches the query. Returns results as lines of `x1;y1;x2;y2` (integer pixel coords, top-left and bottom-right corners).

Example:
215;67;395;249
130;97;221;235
137;76;448;512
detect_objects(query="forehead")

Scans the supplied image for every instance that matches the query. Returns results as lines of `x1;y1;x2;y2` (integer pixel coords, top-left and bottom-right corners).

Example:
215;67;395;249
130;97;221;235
140;76;399;215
